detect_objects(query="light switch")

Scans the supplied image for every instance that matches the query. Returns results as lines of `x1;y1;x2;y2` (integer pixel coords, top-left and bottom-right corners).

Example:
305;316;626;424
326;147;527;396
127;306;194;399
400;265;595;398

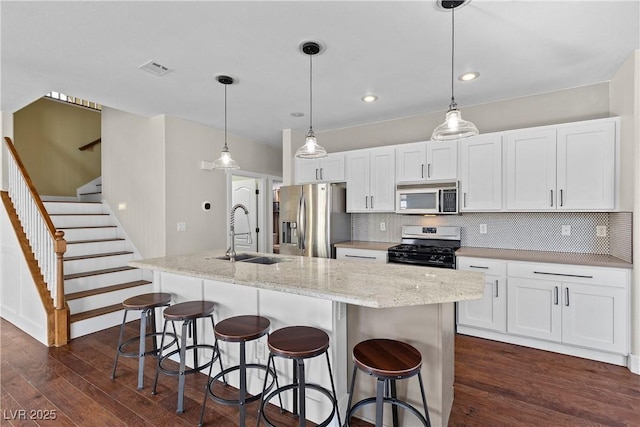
177;222;186;232
479;224;487;234
596;226;607;237
561;225;571;236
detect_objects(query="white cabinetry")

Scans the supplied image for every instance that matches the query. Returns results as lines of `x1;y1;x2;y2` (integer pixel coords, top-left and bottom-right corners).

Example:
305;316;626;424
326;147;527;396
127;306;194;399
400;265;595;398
457;257;507;333
505;119;616;210
459;133;502;211
396;141;457;183
336;247;387;263
295;152;345;184
507;262;629;355
346;147;395;212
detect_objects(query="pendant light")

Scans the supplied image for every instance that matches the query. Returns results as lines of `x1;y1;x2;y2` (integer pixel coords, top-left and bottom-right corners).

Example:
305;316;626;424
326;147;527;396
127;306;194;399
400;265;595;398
431;1;479;141
213;75;240;170
295;41;327;159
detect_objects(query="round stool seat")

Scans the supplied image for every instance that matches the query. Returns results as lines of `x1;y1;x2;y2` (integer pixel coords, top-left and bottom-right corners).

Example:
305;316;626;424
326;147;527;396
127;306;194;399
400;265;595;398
268;326;329;359
215;315;270;342
163;300;215;321
122;292;171;310
353;339;422;379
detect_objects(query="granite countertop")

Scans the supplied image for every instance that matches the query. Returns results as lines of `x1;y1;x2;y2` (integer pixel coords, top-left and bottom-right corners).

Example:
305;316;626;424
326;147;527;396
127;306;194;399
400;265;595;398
334;241;398;251
456;247;633;269
130;251;484;308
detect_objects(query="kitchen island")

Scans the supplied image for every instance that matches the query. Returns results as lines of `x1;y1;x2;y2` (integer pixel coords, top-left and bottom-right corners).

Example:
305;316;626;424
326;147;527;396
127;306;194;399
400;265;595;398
130;251;483;426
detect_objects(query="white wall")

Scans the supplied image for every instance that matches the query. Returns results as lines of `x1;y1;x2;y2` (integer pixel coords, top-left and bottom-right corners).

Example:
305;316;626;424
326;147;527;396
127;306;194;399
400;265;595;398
0;111;14;191
610;49;640;371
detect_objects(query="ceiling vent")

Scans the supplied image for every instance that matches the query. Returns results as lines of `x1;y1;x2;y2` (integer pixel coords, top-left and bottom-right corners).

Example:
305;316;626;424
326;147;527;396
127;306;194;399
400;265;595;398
138;60;173;76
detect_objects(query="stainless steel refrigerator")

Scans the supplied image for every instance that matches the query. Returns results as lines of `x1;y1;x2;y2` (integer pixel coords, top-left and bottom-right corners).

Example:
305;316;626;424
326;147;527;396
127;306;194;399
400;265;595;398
279;183;351;258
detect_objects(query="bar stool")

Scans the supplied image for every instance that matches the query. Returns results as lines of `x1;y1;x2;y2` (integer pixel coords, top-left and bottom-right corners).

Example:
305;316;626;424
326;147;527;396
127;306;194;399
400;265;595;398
152;300;223;414
111;292;177;389
258;326;341;427
199;315;279;427
344;339;431;427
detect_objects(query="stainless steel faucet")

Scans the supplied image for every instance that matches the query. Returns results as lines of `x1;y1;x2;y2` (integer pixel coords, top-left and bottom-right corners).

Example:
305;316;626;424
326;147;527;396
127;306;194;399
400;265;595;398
226;203;252;261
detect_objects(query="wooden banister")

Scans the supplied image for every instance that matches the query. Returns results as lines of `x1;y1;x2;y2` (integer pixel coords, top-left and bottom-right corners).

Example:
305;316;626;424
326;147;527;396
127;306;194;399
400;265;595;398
3;137;58;238
78;138;101;151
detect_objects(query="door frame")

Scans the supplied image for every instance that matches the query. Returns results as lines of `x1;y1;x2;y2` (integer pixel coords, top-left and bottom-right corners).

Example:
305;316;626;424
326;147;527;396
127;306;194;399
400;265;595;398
226;170;282;254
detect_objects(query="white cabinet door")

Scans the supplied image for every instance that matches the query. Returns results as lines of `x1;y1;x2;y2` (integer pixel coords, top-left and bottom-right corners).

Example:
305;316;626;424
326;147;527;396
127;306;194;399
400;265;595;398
295;158;320;184
396;142;426;183
336;248;387;263
369;146;395;212
458;276;507;333
426;140;457;181
557;121;615;210
295;153;345;184
346;150;370;212
507;277;562;342
505;129;557;210
562;283;628;354
459;134;503;211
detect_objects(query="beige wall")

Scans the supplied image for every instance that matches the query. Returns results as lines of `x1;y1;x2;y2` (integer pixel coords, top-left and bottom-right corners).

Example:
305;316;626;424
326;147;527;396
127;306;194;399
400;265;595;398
610;50;640;367
13;98;101;196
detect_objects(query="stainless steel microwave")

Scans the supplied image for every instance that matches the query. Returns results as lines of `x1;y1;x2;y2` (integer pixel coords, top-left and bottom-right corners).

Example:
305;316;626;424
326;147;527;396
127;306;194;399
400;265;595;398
396;184;458;214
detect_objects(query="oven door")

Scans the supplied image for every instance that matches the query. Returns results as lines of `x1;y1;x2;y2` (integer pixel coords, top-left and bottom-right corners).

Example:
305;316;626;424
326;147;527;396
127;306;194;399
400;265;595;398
396;188;439;214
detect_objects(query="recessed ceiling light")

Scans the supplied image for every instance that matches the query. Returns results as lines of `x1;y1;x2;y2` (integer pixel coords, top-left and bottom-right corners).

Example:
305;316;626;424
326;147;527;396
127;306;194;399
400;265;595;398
290;112;305;117
138;60;173;76
361;95;378;103
458;72;479;82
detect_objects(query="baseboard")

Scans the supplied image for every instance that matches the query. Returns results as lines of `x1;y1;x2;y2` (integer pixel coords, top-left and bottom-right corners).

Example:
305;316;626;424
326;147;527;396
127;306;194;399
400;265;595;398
629;353;640;374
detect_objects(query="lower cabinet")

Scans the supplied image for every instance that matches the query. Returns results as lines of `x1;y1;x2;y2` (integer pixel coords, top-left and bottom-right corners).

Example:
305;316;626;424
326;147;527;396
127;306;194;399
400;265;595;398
457;257;630;365
336;247;387;263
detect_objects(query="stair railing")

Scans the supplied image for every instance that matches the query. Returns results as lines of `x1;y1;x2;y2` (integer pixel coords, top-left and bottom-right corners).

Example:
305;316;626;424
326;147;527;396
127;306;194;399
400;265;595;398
3;137;68;346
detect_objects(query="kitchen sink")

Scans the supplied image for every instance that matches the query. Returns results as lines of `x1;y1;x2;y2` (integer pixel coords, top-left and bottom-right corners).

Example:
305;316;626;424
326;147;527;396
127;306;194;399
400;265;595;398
214;253;255;261
214;254;286;265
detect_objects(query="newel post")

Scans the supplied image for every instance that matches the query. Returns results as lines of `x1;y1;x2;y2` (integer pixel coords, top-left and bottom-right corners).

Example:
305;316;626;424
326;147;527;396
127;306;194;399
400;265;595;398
54;230;69;346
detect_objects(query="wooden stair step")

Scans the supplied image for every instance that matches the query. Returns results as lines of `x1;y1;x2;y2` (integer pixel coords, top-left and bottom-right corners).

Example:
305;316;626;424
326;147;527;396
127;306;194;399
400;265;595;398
50;213;109;216
44;200;101;204
70;304;123;323
67;238;125;245
58;225;116;229
66;280;152;301
79;191;102;196
64;266;137;280
64;251;133;261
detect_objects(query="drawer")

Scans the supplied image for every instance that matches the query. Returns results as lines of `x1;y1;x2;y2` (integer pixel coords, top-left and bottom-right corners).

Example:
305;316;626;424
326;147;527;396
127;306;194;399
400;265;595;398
457;257;507;276
507;261;628;287
336;248;387;263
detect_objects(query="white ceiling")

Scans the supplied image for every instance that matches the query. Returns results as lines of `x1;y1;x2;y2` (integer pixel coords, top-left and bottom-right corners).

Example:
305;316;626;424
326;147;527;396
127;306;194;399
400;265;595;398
2;1;638;148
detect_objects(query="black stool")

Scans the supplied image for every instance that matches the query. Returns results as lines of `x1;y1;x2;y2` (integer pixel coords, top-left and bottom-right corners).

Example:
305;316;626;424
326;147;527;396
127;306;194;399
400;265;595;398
344;339;431;427
111;292;177;389
152;300;223;414
258;326;341;427
199;315;279;427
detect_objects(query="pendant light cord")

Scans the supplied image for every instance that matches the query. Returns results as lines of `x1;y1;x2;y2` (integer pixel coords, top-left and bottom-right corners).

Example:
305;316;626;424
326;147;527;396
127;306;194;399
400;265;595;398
309;53;313;132
224;82;228;149
450;6;456;109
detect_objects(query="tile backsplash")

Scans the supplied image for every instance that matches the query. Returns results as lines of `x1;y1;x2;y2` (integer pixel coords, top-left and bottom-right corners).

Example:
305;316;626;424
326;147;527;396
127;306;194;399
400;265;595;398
352;211;632;261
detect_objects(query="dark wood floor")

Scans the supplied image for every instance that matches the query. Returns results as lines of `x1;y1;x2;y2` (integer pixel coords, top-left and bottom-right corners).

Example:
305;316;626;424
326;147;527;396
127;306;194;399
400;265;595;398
1;318;638;426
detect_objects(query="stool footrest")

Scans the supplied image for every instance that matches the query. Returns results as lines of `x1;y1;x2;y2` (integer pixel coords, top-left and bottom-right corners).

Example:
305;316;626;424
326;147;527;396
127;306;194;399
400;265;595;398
117;332;177;358
261;383;337;427
158;344;218;376
345;396;430;427
206;363;277;406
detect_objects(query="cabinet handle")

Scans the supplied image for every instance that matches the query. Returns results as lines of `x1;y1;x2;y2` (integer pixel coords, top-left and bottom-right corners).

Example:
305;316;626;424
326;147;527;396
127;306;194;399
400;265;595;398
550;189;554;207
345;254;377;260
365;196;369;209
554;286;559;305
469;265;489;269
427;163;432;178
463;192;467;208
315;168;319;180
533;271;593;279
565;287;570;306
560;189;564;207
495;280;499;298
371;196;374;209
320;168;323;180
421;164;425;179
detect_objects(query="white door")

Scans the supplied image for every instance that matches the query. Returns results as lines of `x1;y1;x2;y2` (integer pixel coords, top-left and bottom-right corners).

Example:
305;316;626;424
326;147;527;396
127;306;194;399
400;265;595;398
507;278;561;342
459;134;503;211
426;140;457;181
232;178;258;252
369;146;395;212
457;276;507;333
346;150;370;212
318;153;345;182
294;158;320;184
396;142;426;183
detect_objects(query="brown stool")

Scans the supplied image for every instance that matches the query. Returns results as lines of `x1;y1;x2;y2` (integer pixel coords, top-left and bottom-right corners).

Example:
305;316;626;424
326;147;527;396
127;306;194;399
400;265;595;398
257;326;340;427
199;315;279;427
152;300;223;414
111;292;177;389
344;339;431;427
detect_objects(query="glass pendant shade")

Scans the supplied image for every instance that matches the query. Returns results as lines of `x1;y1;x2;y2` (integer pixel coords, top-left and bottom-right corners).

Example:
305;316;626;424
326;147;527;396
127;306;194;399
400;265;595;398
431;108;479;141
295;129;327;159
213;144;239;169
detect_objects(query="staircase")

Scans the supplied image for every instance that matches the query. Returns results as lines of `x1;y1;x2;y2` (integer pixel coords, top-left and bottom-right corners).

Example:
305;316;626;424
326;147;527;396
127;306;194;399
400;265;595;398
43;196;153;338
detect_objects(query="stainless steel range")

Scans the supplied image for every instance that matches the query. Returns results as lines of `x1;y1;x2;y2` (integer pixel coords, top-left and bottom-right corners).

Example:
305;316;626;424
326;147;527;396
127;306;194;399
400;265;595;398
388;225;461;269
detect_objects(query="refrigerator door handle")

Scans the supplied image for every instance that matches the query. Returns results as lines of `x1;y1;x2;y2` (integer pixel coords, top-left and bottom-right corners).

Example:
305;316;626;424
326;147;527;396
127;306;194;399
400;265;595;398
298;194;306;250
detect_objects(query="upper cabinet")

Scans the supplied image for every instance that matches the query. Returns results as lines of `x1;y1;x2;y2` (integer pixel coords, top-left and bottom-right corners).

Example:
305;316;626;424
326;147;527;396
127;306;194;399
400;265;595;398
396;140;457;183
505;119;616;211
346;146;395;212
459;133;503;211
295;152;345;184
